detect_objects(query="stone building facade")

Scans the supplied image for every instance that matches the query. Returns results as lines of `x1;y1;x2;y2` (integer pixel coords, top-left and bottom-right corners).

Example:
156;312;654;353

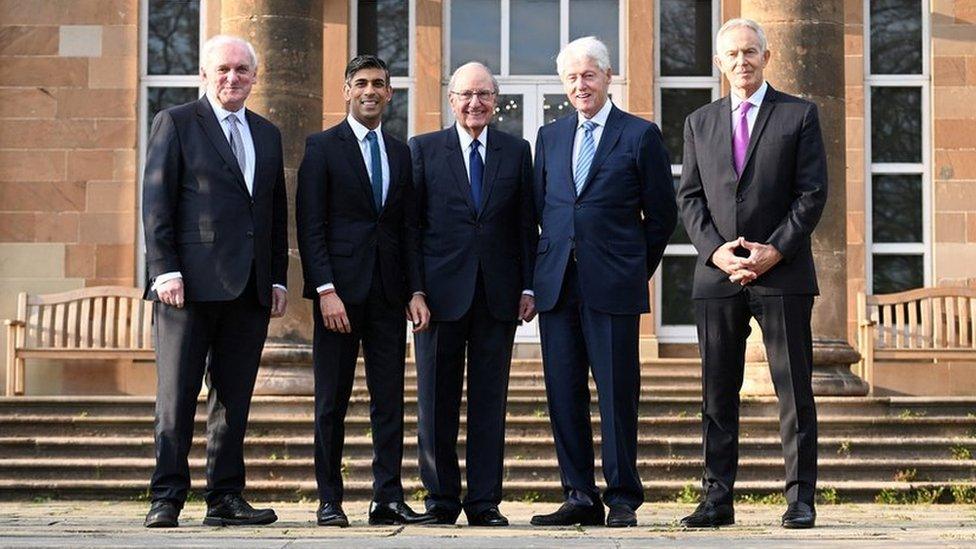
0;0;973;394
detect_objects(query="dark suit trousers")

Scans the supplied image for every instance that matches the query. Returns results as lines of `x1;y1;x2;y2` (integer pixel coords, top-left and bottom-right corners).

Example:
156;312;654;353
151;271;270;507
312;266;407;504
538;259;643;510
694;290;818;505
414;271;517;516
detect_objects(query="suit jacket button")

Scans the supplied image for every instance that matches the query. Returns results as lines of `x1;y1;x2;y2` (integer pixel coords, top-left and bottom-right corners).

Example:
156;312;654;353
575;204;582;210
736;196;744;203
246;230;254;238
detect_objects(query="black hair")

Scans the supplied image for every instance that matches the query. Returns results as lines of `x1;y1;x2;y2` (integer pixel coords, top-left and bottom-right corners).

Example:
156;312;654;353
344;55;390;84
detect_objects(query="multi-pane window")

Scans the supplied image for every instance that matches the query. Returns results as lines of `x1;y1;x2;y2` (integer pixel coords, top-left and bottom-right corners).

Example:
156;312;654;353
447;0;622;77
866;0;929;293
353;0;413;141
655;0;718;340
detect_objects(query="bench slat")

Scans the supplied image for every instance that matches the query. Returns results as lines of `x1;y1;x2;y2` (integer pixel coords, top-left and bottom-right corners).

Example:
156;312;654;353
947;297;958;347
66;301;78;349
907;299;918;349
933;297;944;349
129;299;141;350
141;302;153;350
116;297;129;348
92;298;104;348
895;301;906;348
105;297;116;347
79;299;91;348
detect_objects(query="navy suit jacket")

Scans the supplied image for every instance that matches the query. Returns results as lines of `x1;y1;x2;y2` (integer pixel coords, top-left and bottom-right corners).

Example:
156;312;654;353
296;120;414;305
677;85;827;298
407;126;537;322
533;104;677;315
141;97;288;307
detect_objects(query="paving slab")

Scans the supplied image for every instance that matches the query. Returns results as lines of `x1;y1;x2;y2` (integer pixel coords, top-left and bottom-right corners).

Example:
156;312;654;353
0;501;974;548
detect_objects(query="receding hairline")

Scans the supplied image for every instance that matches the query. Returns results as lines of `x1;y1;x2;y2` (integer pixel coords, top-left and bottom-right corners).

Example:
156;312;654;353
715;18;768;54
448;61;499;93
201;35;259;71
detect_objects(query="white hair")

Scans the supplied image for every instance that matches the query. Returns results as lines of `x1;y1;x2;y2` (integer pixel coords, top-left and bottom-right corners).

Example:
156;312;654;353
716;18;768;53
556;36;611;77
448;61;499;93
201;34;259;71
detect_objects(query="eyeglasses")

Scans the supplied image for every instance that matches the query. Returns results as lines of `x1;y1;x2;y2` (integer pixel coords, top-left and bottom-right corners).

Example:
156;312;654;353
450;90;496;102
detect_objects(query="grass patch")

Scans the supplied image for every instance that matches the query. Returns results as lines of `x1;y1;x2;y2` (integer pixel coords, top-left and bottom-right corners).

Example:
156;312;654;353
672;484;700;504
519;491;542;503
836;440;852;457
411;488;428;502
949;445;972;460
893;468;918;482
735;492;787;505
816;487;841;505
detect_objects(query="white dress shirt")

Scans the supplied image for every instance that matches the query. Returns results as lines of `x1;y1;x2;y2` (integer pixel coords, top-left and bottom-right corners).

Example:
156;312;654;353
152;94;285;293
730;80;768;138
571;98;614;176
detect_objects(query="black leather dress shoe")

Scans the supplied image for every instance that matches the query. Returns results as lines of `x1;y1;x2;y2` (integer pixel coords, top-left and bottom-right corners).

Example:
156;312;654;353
781;501;816;529
144;500;179;528
606;505;637;528
466;506;509;527
203;493;277;526
426;507;461;525
317;501;349;527
680;501;735;528
369;501;437;525
530;502;605;526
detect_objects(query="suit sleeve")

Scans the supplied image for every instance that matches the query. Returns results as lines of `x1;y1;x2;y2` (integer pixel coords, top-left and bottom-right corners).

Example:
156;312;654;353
637;123;678;277
766;102;828;262
296;135;335;291
142;110;183;282
405;137;427;294
271;128;289;287
677;114;726;264
518;139;538;291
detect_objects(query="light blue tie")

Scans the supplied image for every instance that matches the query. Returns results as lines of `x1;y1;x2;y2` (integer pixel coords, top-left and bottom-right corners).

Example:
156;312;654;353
574;120;597;196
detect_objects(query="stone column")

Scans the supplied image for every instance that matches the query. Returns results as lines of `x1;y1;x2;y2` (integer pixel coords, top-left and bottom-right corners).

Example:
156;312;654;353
739;1;868;395
221;1;323;394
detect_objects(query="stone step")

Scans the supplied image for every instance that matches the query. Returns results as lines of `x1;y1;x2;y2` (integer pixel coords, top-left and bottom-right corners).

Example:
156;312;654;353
1;478;974;503
3;414;976;439
4;435;973;462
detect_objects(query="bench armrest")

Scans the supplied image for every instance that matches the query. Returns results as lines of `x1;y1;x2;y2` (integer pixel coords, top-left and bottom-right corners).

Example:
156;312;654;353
4;319;25;327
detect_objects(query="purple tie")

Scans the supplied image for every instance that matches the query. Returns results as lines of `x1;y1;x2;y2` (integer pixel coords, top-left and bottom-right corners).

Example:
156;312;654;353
733;101;752;177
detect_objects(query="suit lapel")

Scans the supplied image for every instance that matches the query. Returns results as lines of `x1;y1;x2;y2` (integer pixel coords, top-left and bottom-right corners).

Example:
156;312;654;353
444;128;478;216
559;114;577;198
195;98;248;196
716;96;738;182
578;105;623;200
245;110;264;197
381;129;401;216
738;86;778;184
479;128;503;217
339;121;378;214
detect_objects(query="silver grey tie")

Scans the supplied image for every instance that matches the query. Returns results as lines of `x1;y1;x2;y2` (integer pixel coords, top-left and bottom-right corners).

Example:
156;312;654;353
227;114;247;176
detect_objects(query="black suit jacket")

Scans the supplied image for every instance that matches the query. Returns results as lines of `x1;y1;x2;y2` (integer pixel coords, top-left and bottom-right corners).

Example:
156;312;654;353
677;85;827;298
142;97;288;307
407;126;537;322
296;120;414;305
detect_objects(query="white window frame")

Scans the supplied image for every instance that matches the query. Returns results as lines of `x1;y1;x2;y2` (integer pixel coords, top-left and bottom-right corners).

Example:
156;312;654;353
654;0;720;342
137;0;208;288
349;0;417;139
863;0;931;292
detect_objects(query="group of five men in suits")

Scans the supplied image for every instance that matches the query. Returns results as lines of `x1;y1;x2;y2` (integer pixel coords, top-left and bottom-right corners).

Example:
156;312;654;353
142;17;825;531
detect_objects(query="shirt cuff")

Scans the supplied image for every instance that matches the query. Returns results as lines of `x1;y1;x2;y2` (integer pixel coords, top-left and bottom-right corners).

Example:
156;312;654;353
522;289;534;297
151;271;182;291
412;291;426;297
272;284;287;292
316;283;335;294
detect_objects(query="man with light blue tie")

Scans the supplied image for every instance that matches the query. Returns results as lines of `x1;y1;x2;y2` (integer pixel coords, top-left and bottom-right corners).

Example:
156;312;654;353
530;37;676;528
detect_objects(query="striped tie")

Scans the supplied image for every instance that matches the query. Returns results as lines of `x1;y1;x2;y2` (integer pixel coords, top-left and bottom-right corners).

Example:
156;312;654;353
574;120;597;195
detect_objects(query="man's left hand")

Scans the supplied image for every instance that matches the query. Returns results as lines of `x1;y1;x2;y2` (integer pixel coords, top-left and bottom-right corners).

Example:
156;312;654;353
519;294;536;322
271;287;288;317
734;240;783;283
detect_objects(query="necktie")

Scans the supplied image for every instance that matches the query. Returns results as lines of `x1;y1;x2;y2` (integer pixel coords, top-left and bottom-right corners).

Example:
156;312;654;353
733;101;752;177
469;140;484;213
227;114;248;189
365;130;384;212
574;120;596;195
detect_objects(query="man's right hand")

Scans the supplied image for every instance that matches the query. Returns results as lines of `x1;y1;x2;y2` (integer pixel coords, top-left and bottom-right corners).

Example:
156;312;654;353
711;237;754;277
157;278;185;308
319;291;351;333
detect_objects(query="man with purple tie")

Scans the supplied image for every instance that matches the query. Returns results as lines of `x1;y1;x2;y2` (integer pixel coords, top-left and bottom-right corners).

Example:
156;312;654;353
677;18;827;529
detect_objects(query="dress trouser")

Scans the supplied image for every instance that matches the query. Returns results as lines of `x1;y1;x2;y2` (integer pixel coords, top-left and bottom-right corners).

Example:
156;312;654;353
538;259;644;510
312;264;406;504
151;270;270;507
414;270;517;516
694;289;818;505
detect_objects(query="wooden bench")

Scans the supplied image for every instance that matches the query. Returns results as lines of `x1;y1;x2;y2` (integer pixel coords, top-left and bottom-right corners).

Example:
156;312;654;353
857;288;976;394
5;287;154;396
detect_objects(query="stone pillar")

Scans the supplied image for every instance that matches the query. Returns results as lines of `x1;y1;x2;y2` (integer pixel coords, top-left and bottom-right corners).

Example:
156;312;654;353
739;1;868;395
221;1;323;394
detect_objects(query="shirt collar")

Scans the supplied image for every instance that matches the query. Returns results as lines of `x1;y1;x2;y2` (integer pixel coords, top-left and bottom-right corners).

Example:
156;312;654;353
347;114;382;142
731;80;768;113
207;93;246;124
577;98;613;129
455;122;488;152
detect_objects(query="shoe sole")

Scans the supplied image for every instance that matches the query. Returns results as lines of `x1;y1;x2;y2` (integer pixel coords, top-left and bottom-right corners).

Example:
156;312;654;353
607;520;637;528
530;518;604;527
317;517;350;527
368;517;439;526
782;521;815;529
144;521;177;528
203;514;278;527
680;518;735;528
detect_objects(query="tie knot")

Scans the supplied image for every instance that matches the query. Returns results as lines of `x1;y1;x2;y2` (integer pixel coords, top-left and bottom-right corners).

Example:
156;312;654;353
582;120;596;133
226;113;239;125
739;102;753;116
365;130;378;143
471;139;480;151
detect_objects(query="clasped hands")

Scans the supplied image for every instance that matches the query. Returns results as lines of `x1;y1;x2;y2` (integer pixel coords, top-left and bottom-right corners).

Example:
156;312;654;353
710;237;783;286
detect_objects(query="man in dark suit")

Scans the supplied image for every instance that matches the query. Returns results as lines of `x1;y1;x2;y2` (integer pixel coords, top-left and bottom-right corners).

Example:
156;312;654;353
142;35;287;528
296;55;434;528
529;37;677;528
407;61;537;527
677;18;827;529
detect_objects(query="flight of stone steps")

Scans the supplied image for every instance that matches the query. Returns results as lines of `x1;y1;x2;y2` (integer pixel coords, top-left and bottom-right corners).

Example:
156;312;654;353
2;358;975;503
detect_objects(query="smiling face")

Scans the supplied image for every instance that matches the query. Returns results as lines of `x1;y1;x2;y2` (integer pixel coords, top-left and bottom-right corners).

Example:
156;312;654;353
343;67;392;130
714;25;770;99
560;54;611;119
448;64;496;138
201;41;256;112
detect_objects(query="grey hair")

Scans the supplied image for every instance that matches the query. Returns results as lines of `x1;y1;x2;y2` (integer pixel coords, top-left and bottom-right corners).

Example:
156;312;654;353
201;34;259;72
715;18;768;53
556;36;611;77
448;61;499;94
